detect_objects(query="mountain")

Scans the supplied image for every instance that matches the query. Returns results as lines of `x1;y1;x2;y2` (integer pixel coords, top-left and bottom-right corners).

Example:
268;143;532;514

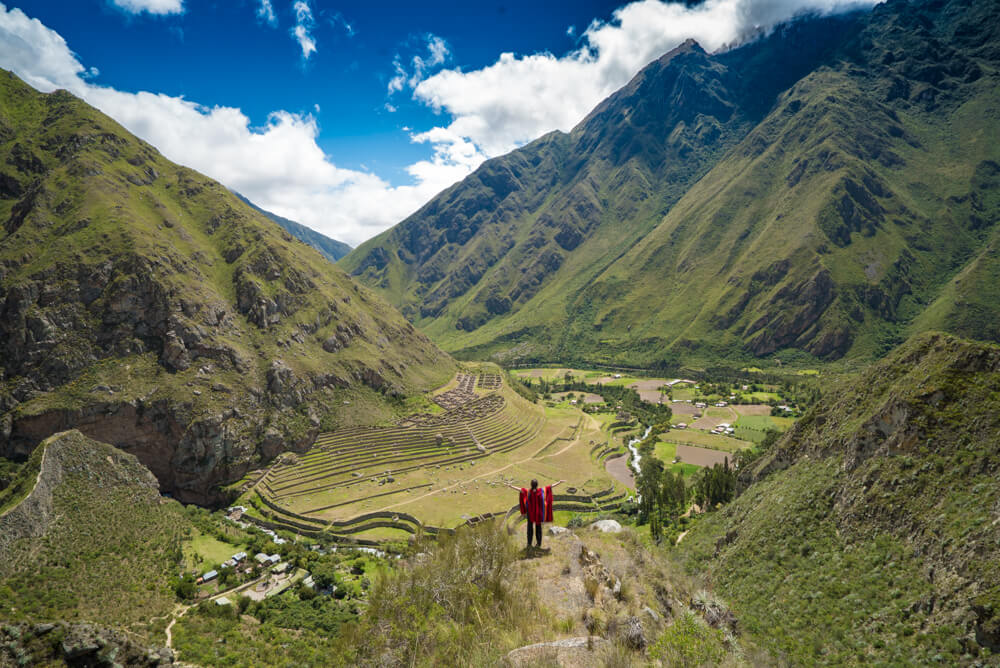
675;331;1000;662
342;0;1000;367
233;191;352;263
0;431;186;638
0;71;454;504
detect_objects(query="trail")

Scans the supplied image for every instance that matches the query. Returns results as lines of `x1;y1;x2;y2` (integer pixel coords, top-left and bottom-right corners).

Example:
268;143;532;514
161;570;275;651
374;422;585;513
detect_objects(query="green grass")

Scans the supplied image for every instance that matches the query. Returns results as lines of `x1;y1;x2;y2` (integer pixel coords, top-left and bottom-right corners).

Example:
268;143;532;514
734;415;777;430
0;70;456;506
343;23;1000;370
657;430;752;453
183;530;249;571
0;446;43;517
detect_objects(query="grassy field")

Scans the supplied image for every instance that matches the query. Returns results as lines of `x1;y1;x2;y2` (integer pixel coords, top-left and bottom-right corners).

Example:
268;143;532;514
657;430;752;453
653;441;724;479
734;415;778;430
183;529;250;571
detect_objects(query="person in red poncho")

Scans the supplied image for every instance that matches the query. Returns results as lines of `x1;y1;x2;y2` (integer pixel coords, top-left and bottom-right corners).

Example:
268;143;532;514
507;478;563;549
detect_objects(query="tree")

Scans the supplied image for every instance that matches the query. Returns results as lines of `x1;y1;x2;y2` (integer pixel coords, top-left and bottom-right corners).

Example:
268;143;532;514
174;573;197;600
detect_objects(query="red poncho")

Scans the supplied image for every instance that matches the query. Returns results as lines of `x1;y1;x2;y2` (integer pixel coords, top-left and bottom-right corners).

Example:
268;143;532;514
519;486;554;523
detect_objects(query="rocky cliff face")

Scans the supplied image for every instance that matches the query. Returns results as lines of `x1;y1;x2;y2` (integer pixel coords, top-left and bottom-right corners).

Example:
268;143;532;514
0;72;454;504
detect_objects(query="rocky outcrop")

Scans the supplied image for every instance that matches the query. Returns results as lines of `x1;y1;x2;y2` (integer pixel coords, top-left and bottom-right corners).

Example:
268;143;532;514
0;622;174;667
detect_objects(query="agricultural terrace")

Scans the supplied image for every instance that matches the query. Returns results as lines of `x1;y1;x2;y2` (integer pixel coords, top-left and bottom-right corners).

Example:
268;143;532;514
246;366;626;542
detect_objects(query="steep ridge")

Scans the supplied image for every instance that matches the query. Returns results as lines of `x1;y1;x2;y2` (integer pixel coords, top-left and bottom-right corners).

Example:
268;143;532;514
0;430;187;636
676;332;1000;663
344;0;1000;366
0;72;454;504
233;191;352;263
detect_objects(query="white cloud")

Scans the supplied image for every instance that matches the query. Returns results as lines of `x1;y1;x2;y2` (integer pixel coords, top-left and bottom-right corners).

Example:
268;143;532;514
257;0;277;27
0;3;450;246
0;1;883;248
110;0;183;15
409;0;881;159
387;34;450;95
292;0;316;59
328;11;355;37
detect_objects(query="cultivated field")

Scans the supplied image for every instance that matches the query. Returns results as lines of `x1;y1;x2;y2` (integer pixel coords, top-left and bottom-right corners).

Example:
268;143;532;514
674;444;733;468
657;429;752;453
244;366;626;541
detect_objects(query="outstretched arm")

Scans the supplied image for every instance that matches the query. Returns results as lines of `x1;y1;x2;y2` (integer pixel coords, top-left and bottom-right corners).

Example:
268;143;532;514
506;483;522;491
550;480;565;489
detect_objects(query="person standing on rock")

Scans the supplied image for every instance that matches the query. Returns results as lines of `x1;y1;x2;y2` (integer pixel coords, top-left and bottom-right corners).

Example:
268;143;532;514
507;479;563;550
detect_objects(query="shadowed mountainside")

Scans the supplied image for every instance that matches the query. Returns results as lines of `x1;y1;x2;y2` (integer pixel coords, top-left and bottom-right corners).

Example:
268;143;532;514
233;191;352;263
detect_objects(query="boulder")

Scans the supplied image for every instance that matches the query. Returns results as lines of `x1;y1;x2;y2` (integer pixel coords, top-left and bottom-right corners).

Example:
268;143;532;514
506;637;607;668
549;525;570;536
590;519;623;533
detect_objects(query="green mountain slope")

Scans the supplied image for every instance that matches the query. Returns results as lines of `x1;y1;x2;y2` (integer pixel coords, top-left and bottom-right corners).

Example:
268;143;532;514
0;71;454;504
233;191;352;262
0;430;186;636
676;332;1000;663
343;0;1000;367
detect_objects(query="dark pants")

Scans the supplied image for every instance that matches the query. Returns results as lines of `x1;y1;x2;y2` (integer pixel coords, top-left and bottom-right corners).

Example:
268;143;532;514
526;521;542;547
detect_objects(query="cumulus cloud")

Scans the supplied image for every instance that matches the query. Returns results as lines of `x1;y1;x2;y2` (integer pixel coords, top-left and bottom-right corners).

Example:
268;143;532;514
257;0;277;27
0;3;448;246
292;0;317;59
110;0;184;15
0;1;883;247
410;0;881;158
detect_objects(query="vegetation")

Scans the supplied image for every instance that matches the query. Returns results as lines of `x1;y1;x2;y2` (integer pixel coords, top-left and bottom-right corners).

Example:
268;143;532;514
0;68;454;504
0;432;187;641
345;0;1000;371
674;333;1000;663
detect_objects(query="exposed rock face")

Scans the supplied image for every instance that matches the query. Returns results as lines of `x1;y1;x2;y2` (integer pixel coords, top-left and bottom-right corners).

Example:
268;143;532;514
733;333;1000;655
0;622;174;667
0;71;453;505
344;0;1000;364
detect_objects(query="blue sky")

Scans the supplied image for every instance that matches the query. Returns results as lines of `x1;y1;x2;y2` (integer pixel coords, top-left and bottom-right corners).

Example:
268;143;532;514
13;1;623;180
0;0;879;245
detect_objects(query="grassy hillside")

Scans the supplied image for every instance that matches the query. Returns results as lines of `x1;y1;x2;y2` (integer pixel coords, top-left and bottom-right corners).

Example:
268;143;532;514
0;430;187;636
344;0;1000;368
0;71;454;503
674;332;1000;664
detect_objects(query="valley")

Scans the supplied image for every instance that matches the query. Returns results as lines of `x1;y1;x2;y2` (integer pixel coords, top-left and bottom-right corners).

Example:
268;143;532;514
1;0;999;664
